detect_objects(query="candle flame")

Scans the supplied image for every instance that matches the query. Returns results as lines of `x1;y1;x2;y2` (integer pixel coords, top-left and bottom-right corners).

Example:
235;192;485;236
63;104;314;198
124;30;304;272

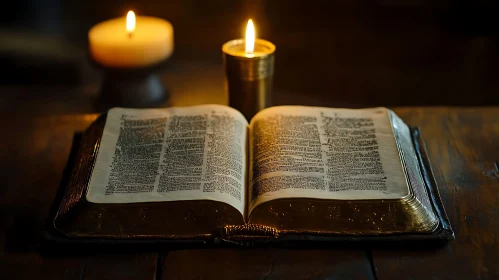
126;11;136;34
245;19;255;54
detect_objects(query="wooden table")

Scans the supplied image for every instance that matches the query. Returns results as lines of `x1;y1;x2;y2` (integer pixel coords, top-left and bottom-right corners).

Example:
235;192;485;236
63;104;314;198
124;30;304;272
1;106;498;279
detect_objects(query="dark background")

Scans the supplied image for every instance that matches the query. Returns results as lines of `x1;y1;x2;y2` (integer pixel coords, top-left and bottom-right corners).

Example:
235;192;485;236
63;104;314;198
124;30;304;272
1;0;498;112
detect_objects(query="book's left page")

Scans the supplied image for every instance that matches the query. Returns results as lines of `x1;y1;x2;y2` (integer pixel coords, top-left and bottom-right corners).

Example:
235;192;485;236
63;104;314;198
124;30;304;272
86;105;248;216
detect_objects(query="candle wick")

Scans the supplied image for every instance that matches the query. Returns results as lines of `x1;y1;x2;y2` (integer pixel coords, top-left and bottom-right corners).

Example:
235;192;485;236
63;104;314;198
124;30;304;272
128;32;133;39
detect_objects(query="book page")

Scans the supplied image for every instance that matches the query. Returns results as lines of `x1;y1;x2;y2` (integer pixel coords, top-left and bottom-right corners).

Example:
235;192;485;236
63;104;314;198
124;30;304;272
86;105;247;215
248;106;409;214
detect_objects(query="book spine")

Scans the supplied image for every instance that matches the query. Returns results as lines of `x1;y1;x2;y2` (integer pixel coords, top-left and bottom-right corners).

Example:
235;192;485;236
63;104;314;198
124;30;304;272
221;224;279;240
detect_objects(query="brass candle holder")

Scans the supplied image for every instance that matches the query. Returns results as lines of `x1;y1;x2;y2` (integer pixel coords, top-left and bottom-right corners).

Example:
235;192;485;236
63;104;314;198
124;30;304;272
222;35;276;121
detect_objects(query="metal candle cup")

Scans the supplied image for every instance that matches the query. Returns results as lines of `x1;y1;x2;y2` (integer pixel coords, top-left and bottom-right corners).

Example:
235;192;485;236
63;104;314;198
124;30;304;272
222;38;275;121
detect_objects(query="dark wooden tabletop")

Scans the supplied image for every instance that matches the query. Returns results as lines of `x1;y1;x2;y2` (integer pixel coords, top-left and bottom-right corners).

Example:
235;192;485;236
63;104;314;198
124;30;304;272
1;1;499;278
1;101;498;279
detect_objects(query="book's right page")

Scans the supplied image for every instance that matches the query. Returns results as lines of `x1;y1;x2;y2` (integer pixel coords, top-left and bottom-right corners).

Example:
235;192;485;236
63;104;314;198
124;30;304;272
248;106;409;215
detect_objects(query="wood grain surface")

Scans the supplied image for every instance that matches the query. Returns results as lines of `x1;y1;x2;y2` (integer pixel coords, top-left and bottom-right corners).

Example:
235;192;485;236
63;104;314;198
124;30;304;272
162;249;373;280
373;107;499;280
0;115;96;279
0;107;497;279
0;115;162;279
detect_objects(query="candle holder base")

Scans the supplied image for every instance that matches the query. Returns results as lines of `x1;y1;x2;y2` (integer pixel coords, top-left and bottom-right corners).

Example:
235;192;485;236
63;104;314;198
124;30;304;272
100;71;168;108
90;56;169;109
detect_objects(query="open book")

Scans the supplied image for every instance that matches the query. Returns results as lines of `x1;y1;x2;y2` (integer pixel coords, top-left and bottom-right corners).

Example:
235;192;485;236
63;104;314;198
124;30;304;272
52;105;453;243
